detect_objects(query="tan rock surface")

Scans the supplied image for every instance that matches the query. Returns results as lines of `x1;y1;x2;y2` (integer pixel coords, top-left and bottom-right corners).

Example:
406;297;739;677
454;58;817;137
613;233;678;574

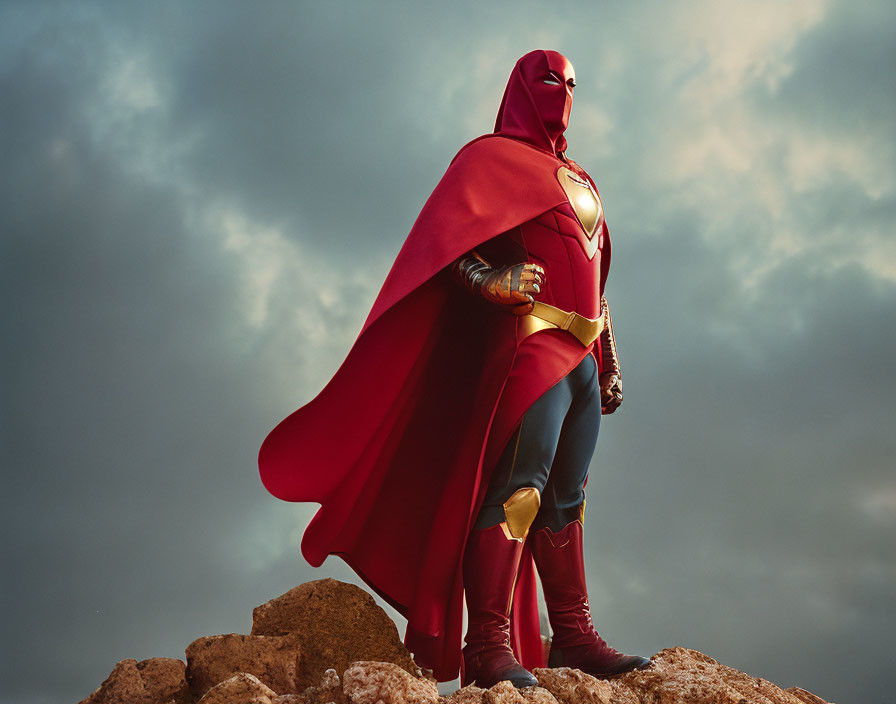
481;682;524;704
526;668;622;704
785;687;830;704
342;661;439;704
186;632;302;698
286;667;348;704
444;685;486;704
196;672;278;704
533;647;829;704
80;580;831;704
517;686;560;704
251;579;421;688
478;681;558;704
78;657;191;704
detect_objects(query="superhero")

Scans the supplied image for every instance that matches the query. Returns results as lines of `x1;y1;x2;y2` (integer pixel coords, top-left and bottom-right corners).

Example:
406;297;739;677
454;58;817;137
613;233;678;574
258;49;651;689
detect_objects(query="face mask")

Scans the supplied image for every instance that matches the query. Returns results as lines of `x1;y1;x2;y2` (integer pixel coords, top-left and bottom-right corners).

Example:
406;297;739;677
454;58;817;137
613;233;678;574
494;50;576;156
526;52;576;140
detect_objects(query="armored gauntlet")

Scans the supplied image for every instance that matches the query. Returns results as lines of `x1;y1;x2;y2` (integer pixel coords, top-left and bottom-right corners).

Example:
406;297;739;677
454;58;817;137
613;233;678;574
451;250;545;315
598;296;623;414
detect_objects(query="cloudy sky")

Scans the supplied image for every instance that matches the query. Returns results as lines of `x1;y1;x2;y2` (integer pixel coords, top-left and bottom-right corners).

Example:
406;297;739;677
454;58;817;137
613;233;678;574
2;2;894;703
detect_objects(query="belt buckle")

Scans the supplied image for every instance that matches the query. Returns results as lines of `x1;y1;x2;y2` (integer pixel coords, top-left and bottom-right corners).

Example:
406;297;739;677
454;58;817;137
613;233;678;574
566;314;589;346
558;310;578;332
567;312;604;346
524;303;605;347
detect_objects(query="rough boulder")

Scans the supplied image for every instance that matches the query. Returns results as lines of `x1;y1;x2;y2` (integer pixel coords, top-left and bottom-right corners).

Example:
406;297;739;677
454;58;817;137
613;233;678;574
79;578;830;704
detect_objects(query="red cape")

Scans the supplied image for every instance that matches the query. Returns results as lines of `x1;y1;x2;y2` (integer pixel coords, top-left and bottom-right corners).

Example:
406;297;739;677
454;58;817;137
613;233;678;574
258;133;608;681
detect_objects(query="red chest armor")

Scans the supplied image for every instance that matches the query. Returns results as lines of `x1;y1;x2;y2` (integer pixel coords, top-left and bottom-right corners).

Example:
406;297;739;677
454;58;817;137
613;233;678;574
511;201;607;320
478;166;610;322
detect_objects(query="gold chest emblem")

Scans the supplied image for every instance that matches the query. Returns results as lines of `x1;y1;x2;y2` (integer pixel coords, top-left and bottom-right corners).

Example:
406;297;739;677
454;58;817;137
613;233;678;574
557;167;603;247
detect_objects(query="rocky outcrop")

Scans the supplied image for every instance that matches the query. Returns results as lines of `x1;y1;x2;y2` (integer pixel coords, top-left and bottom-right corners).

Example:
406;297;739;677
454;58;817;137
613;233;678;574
784;687;830;704
185;632;303;698
195;673;278;704
290;667;347;704
530;648;827;704
250;578;422;687
79;578;831;704
444;681;557;704
342;662;439;704
79;657;192;704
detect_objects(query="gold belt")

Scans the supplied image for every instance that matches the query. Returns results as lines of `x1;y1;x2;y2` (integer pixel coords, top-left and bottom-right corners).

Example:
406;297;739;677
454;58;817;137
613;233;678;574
519;301;606;347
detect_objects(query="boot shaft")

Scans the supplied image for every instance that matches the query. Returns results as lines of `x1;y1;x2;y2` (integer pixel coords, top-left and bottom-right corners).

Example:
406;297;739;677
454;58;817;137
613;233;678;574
530;516;653;677
461;523;539;688
529;519;596;648
462;522;525;648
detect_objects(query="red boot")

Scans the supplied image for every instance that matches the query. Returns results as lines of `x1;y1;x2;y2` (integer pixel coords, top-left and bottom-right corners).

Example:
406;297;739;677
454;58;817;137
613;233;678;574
529;519;651;677
461;523;539;689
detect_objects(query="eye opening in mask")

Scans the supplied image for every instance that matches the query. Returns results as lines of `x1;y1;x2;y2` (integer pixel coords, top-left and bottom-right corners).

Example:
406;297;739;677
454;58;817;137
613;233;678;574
542;76;562;86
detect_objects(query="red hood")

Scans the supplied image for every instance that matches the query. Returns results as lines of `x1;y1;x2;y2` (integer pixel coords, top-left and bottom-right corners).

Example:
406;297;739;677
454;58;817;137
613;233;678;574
494;49;576;157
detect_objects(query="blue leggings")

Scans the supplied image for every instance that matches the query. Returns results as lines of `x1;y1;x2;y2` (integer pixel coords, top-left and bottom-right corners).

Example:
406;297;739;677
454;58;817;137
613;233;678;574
473;353;601;534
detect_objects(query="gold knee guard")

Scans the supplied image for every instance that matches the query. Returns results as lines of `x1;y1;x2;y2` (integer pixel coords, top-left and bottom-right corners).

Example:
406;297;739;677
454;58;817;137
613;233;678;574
500;487;541;541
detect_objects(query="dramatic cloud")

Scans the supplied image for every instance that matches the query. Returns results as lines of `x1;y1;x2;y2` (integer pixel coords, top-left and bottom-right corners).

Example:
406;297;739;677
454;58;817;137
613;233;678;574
1;3;893;703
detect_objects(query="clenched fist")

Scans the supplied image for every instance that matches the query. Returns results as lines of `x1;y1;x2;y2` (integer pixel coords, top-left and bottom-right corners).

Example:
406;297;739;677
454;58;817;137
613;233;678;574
481;261;545;314
451;252;545;314
599;373;623;414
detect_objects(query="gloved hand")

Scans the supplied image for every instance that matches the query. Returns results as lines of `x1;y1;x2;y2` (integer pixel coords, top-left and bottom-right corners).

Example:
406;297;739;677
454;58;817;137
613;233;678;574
480;261;545;314
451;252;545;315
598;296;622;414
599;372;623;414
